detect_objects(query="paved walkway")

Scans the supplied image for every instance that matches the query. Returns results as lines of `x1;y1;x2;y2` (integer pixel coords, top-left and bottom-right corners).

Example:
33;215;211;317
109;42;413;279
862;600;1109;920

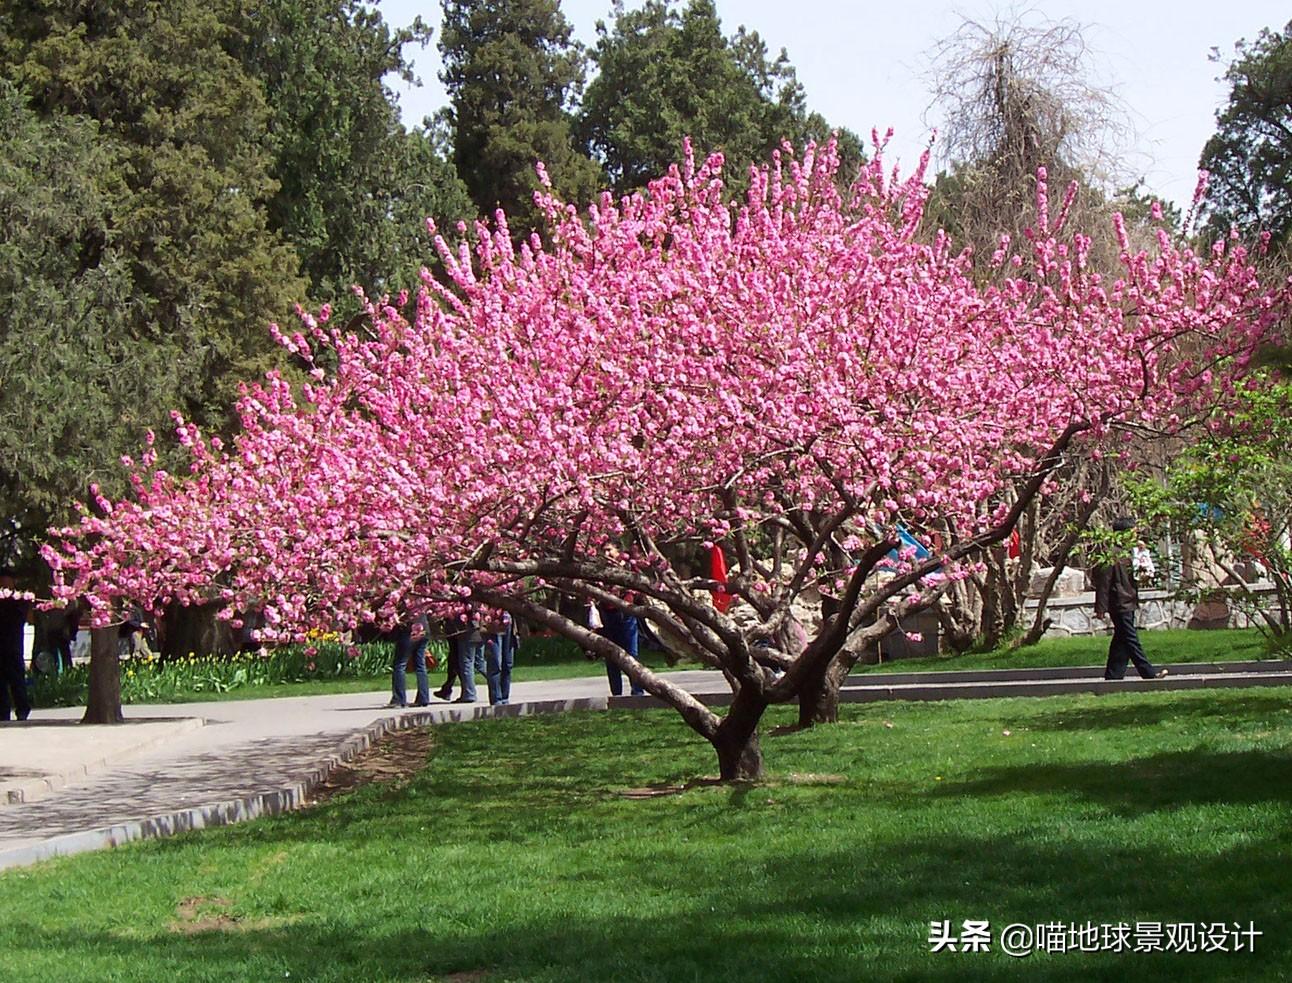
2;661;1290;870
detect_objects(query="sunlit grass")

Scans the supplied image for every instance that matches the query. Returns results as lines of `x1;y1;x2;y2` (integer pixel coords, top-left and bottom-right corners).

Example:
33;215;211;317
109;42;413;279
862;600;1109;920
3;686;1290;981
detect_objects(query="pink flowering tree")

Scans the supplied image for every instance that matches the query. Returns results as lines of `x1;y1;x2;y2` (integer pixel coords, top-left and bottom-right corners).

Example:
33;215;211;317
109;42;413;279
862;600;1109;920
47;139;1288;775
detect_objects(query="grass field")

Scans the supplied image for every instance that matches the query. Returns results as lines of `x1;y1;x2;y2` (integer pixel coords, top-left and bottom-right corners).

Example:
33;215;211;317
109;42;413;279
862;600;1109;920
3;685;1290;981
854;628;1272;675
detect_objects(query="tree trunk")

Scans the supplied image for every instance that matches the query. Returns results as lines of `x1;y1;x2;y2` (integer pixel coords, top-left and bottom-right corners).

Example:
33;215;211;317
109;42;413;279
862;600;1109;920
797;654;851;728
82;626;123;724
937;573;984;653
1019;485;1104;648
711;689;767;781
161;601;233;661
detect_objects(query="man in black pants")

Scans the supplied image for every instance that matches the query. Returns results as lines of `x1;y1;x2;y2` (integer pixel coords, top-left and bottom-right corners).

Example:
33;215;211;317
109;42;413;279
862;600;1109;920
0;568;33;721
1093;519;1169;681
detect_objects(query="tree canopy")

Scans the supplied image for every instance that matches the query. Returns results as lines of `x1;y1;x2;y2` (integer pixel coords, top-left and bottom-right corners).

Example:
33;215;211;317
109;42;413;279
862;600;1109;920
47;140;1290;776
439;0;602;230
0;0;304;564
0;84;152;563
0;0;476;564
1200;20;1292;249
577;0;861;196
232;0;473;303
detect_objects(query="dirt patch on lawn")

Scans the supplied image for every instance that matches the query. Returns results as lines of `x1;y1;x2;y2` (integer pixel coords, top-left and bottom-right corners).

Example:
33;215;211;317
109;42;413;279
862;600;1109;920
170;896;238;934
307;726;435;804
169;896;303;935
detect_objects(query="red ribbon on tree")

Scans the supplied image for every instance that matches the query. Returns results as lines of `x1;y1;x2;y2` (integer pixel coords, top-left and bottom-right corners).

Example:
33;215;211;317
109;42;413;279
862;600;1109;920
1007;527;1021;560
709;543;734;613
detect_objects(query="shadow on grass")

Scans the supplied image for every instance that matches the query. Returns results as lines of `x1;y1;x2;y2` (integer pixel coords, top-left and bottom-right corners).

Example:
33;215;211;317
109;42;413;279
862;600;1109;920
6;829;1288;982
1018;693;1292;733
930;748;1292;816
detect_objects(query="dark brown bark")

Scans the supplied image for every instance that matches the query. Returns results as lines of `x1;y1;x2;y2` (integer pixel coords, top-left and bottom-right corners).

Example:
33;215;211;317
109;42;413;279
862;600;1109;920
712;689;767;781
82;626;123;724
161;601;234;661
1019;464;1108;647
797;654;851;727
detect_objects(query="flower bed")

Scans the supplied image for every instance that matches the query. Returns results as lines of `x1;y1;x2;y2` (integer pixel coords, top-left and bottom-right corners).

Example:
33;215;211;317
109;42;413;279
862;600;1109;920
30;640;449;707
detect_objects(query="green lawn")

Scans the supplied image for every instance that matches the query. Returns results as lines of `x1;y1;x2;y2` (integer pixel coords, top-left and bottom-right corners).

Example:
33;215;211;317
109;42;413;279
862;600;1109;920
3;687;1291;981
853;628;1274;675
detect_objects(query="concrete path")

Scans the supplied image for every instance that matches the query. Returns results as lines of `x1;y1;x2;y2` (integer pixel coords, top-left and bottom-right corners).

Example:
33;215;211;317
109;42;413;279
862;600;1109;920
2;662;1290;871
0;717;204;805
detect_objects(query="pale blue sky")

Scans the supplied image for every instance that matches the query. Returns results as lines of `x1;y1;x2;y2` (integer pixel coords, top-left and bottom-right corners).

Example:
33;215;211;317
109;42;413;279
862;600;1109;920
379;0;1288;208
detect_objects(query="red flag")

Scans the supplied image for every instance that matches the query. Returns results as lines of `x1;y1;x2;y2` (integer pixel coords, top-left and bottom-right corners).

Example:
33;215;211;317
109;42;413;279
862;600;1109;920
1007;528;1021;560
709;543;734;613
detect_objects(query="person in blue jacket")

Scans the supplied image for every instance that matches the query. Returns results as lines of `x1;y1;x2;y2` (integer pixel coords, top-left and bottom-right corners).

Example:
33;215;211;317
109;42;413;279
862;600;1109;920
601;593;646;697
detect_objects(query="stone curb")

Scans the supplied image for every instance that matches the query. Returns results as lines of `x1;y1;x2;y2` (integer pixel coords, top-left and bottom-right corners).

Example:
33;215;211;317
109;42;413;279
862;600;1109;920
1;717;207;806
842;659;1292;688
0;696;607;872
839;670;1292;704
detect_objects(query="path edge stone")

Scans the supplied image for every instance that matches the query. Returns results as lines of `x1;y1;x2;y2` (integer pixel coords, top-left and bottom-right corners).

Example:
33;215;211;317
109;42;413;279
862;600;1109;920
0;695;606;872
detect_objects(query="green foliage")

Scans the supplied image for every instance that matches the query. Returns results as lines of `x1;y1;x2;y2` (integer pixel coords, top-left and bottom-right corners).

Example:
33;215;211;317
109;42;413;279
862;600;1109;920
0;0;305;561
1128;378;1292;641
0;0;306;409
512;633;584;667
0;1;480;563
1200;20;1292;249
1078;524;1138;572
0;84;149;563
439;0;602;232
577;0;863;197
30;640;416;708
231;1;474;306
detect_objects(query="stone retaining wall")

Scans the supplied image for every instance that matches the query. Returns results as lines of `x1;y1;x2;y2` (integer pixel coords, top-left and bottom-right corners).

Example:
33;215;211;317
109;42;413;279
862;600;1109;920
1027;588;1273;638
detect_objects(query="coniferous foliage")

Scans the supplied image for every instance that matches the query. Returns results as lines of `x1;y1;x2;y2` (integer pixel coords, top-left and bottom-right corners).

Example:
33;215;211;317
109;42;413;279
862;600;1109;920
439;0;602;232
1200;21;1292;250
577;0;862;197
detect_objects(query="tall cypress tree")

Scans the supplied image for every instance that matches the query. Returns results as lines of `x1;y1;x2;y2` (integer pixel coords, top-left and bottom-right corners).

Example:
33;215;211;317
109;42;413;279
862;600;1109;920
0;0;305;425
577;0;860;197
232;1;474;305
0;0;304;564
439;0;602;230
1200;21;1292;250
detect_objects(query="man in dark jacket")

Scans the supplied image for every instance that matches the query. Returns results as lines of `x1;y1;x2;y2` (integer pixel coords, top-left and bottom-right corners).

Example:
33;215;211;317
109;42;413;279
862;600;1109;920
1093;519;1168;681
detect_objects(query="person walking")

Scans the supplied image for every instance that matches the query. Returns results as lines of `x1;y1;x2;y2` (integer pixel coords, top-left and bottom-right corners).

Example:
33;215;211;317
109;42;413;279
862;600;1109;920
602;594;646;697
1093;518;1168;681
485;612;518;705
0;568;33;721
453;613;481;704
433;618;462;701
389;615;431;708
